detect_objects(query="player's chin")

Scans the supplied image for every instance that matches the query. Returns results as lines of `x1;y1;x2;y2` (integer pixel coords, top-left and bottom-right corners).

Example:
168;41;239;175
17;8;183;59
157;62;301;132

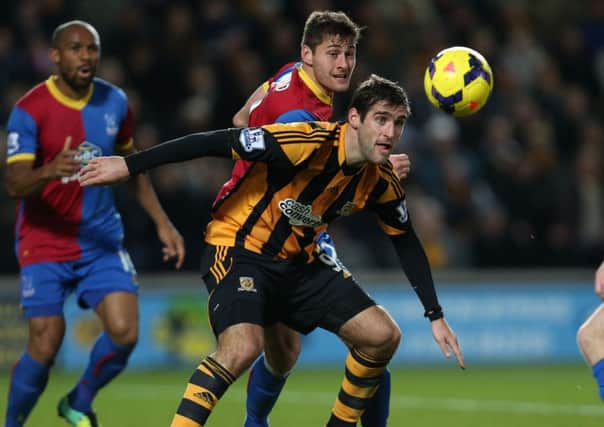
329;78;350;91
79;77;94;87
371;152;391;165
378;155;391;165
71;75;93;89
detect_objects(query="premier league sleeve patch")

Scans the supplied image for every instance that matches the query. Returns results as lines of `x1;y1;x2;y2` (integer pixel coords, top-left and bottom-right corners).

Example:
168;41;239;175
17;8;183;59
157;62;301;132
7;132;19;155
239;128;266;153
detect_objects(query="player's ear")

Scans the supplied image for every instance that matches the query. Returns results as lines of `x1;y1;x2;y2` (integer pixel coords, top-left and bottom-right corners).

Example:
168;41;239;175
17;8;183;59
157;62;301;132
49;47;60;65
348;107;361;129
301;44;313;66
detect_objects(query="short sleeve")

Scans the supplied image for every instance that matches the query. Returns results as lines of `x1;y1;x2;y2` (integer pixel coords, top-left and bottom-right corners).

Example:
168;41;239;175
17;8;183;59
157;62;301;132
6;106;38;164
115;105;134;155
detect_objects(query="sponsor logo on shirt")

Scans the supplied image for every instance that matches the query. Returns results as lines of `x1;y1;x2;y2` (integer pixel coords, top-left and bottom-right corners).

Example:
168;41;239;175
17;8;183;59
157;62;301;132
61;141;103;183
239;128;266;152
74;141;103;165
278;198;323;227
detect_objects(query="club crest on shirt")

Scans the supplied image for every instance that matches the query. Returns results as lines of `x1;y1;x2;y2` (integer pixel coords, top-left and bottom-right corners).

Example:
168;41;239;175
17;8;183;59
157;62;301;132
238;276;257;293
337;201;356;217
240;128;266;152
278;198;323;227
104;113;118;136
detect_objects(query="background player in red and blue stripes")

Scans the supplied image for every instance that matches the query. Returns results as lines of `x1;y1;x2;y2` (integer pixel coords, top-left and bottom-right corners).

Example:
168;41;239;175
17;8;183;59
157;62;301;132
218;11;409;427
3;20;185;427
578;259;604;400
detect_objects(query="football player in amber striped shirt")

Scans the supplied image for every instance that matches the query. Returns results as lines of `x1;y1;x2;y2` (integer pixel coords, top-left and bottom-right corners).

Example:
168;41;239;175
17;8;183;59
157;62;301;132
80;74;464;427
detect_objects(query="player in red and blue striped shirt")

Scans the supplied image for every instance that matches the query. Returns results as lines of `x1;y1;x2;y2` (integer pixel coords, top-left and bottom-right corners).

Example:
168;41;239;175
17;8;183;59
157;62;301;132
4;20;184;427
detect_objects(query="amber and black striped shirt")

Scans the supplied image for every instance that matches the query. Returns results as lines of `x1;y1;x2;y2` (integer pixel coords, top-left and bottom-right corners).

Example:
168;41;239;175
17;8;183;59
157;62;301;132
197;121;409;263
125;120;441;314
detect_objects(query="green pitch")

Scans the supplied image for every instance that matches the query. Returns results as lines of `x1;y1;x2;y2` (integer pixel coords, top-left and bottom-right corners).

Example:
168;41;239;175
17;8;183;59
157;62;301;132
2;364;602;426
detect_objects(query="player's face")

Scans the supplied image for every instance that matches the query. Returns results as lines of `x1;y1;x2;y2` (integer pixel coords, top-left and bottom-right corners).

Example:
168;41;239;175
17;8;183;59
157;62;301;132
304;34;356;94
51;26;100;93
354;101;409;164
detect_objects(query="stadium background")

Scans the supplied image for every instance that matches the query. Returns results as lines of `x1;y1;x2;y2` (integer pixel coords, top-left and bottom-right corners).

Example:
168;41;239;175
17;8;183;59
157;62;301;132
0;1;603;425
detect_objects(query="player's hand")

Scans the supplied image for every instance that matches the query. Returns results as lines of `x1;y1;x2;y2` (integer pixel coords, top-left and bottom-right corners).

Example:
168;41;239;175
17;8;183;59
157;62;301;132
79;156;130;186
46;137;80;179
389;153;411;180
431;317;465;369
595;261;604;299
157;219;185;269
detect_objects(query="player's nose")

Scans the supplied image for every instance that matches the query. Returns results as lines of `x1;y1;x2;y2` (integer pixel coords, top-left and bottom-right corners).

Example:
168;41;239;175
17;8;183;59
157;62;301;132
382;121;395;139
335;53;349;69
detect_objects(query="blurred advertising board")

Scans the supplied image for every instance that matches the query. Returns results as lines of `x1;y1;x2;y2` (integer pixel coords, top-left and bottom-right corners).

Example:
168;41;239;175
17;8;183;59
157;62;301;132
56;281;597;370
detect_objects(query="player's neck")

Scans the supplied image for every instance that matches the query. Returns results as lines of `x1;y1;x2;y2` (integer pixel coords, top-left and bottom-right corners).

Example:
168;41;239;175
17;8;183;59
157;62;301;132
343;125;364;168
300;63;334;98
53;76;91;100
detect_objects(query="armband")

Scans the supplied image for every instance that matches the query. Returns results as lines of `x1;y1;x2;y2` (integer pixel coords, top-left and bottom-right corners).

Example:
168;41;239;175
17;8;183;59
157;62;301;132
424;305;443;321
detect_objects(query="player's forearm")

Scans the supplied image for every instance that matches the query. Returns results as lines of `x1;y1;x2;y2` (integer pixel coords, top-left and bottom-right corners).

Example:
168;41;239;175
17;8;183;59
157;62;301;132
5;163;53;198
129;173;171;226
389;229;443;320
595;260;604;297
233;84;266;126
125;129;238;176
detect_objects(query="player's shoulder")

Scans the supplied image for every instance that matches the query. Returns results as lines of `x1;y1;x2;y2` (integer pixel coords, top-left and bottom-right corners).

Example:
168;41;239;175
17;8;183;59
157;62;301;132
270;62;333;119
14;80;52;111
271;62;298;82
92;77;128;102
262;121;338;134
267;62;305;94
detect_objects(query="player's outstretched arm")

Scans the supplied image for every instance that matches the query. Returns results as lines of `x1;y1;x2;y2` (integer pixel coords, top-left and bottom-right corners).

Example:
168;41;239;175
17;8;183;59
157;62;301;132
431;318;465;369
389;229;465;369
595;261;604;299
79;156;130;186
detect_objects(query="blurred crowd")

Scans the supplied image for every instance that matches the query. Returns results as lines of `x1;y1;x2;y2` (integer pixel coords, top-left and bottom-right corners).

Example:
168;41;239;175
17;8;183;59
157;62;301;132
0;0;603;272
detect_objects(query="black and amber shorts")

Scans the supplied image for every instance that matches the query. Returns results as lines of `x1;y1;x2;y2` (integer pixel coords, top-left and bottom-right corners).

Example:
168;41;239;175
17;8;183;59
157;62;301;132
200;244;376;337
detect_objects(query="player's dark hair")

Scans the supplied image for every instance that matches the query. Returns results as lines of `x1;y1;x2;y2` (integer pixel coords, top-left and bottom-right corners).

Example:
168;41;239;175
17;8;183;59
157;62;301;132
349;74;410;120
301;11;361;51
51;20;100;48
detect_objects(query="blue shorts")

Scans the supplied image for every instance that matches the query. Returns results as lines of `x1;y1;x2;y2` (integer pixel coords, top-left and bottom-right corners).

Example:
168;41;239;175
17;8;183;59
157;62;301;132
19;248;138;318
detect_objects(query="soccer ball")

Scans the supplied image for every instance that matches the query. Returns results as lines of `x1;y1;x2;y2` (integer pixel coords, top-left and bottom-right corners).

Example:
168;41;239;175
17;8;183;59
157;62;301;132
423;46;493;117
